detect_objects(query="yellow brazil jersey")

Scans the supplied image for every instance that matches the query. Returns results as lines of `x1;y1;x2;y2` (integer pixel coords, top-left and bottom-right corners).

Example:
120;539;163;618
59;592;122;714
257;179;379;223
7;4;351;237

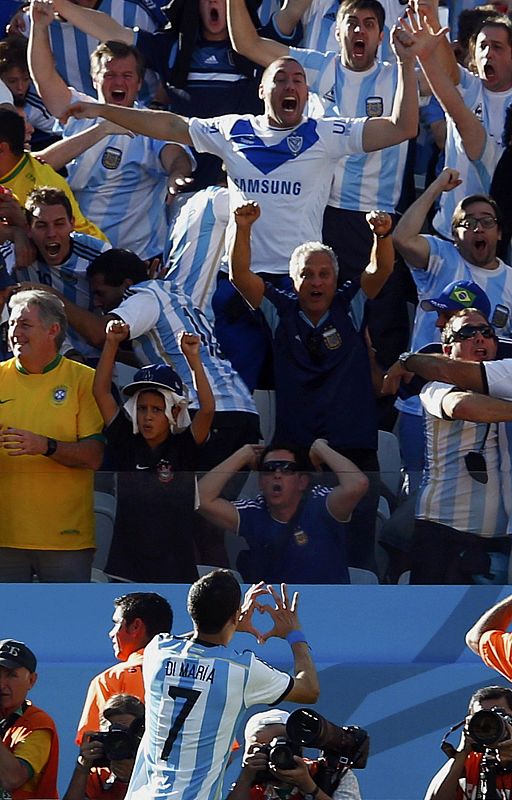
0;355;104;550
0;153;108;242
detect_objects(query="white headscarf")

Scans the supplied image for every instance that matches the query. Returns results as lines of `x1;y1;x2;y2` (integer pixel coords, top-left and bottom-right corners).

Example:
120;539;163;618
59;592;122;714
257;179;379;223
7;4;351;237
123;387;191;435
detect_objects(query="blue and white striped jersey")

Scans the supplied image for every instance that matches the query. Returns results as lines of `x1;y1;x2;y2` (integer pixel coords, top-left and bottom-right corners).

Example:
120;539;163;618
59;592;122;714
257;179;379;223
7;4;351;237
125;634;292;800
163;186;229;323
417;380;507;537
291;48;407;212
397;237;512;417
24;85;57;134
189;113;365;274
257;0;281;26
433;68;512;239
112;280;257;413
6;233;108;359
62;96;173;258
46;0;166;100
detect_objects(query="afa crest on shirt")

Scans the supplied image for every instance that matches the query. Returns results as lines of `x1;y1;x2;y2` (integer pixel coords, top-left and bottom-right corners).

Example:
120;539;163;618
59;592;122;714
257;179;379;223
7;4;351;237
102;147;123;170
366;97;383;117
52;385;68;405
287;135;303;156
294;528;308;546
322;327;342;349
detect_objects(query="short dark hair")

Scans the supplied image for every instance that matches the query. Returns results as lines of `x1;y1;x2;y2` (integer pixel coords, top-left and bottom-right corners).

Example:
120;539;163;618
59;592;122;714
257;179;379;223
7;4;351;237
114;593;173;640
441;308;493;344
0;36;29;77
260;441;310;472
451;193;502;235
187;570;241;634
469;685;512;713
86;249;149;286
0;108;25;157
102;693;145;724
25;187;74;224
337;0;385;33
469;15;512;66
90;40;145;83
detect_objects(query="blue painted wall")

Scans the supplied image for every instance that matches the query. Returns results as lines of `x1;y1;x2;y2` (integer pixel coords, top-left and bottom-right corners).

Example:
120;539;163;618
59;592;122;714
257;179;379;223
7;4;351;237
2;584;510;799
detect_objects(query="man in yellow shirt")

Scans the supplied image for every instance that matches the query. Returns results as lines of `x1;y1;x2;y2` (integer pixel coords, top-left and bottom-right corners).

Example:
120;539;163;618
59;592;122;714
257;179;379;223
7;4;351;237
0;288;104;581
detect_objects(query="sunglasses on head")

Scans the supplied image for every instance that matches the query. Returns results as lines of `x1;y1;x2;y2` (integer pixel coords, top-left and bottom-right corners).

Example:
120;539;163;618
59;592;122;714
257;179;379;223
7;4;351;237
260;460;299;474
457;214;497;231
449;324;496;342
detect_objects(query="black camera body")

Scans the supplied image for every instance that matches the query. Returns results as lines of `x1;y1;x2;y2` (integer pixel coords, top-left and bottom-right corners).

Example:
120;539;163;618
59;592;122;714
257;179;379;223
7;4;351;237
261;737;303;771
89;717;144;765
466;706;512;752
285;709;370;770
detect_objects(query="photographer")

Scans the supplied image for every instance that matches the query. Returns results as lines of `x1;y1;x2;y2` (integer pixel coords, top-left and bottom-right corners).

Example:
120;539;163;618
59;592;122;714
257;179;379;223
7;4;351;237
64;694;144;800
425;686;512;800
228;711;361;800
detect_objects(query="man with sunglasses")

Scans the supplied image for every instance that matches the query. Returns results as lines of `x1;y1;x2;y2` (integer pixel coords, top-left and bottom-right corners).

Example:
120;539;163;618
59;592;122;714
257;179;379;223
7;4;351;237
391;170;512;488
198;440;369;584
389;309;511;583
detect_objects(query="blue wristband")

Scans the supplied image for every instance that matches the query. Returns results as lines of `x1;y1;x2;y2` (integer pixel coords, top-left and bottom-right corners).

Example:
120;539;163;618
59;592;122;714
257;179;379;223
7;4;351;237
286;630;307;645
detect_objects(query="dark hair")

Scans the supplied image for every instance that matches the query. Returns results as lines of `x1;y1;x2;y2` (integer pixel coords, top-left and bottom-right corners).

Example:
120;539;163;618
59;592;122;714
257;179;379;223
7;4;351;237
469;15;512;68
441;307;493;344
337;0;385;33
457;6;499;53
469;685;512;713
0;36;29;77
102;693;145;723
0;108;25;157
114;593;173;640
86;249;149;286
260;441;311;472
187;570;241;634
25;187;74;223
451;193;502;234
90;40;145;82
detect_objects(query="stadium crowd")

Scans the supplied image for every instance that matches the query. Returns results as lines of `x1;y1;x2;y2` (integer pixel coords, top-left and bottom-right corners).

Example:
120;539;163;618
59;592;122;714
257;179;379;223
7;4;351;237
1;0;512;584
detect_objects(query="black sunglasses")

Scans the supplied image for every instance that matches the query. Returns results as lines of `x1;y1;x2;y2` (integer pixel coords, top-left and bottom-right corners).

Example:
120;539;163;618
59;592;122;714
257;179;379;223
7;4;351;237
260;460;299;474
449;324;496;342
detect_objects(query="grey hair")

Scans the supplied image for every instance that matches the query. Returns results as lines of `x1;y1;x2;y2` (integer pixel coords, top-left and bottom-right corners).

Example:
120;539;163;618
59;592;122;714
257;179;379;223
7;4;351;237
289;241;339;284
9;290;67;350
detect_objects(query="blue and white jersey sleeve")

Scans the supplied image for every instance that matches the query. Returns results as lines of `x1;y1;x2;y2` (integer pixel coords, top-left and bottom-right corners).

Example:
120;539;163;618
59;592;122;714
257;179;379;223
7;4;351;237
419;381;455;418
474;132;502;190
484;360;512;401
244;653;293;706
113;289;161;337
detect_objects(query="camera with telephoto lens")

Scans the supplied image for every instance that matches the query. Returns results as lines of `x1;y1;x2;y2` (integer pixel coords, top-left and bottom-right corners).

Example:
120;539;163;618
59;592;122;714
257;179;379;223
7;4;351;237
285;709;370;769
466;706;512;751
260;737;304;771
89;717;144;766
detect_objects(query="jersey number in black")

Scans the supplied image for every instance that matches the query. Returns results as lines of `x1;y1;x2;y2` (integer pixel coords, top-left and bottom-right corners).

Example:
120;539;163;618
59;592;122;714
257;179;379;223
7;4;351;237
161;687;201;759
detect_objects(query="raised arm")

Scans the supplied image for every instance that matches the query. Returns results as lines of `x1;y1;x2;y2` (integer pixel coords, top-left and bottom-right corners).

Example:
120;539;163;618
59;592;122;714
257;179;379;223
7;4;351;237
36;0;134;44
466;594;512;655
410;0;459;85
360;211;394;299
227;0;289;67
308;439;369;522
229;202;265;309
403;9;484;160
28;0;72;117
361;26;418;153
178;332;215;445
273;0;312;38
382;352;485;397
63;102;193;146
39;121;134;171
198;444;263;532
93;318;127;426
392;167;462;268
442;391;512;422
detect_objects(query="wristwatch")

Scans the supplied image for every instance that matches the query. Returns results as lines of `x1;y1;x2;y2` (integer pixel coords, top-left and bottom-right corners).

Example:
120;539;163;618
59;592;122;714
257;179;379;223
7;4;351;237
303;787;320;800
398;351;414;370
43;437;58;457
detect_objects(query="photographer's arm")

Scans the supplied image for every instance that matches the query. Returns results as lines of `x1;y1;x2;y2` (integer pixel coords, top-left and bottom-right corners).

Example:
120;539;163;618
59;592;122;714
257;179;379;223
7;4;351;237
466;595;512;656
63;732;105;800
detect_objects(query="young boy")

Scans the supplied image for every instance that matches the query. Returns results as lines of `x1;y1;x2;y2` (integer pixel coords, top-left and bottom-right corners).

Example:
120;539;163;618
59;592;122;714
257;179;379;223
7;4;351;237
93;319;215;582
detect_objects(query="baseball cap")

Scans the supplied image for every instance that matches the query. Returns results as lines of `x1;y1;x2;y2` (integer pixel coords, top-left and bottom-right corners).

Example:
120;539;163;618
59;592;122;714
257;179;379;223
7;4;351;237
0;639;37;672
420;280;491;318
244;710;290;743
122;364;185;398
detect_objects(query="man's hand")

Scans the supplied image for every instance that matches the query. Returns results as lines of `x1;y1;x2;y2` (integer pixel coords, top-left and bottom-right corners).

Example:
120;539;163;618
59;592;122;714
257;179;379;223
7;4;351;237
381;359;414;395
110;757;135;783
80;731;104;770
61;101;100;125
179;331;201;362
0;426;48;456
260;583;301;643
271;756;317;792
7;7;28;36
234;202;260;229
433;166;463;194
237;581;270;642
390;23;418;63
0;192;26;228
30;0;56;27
12;230;37;268
167;175;194;204
308;438;329;472
242;743;272;775
396;8;449;62
366;210;392;238
105;319;130;345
